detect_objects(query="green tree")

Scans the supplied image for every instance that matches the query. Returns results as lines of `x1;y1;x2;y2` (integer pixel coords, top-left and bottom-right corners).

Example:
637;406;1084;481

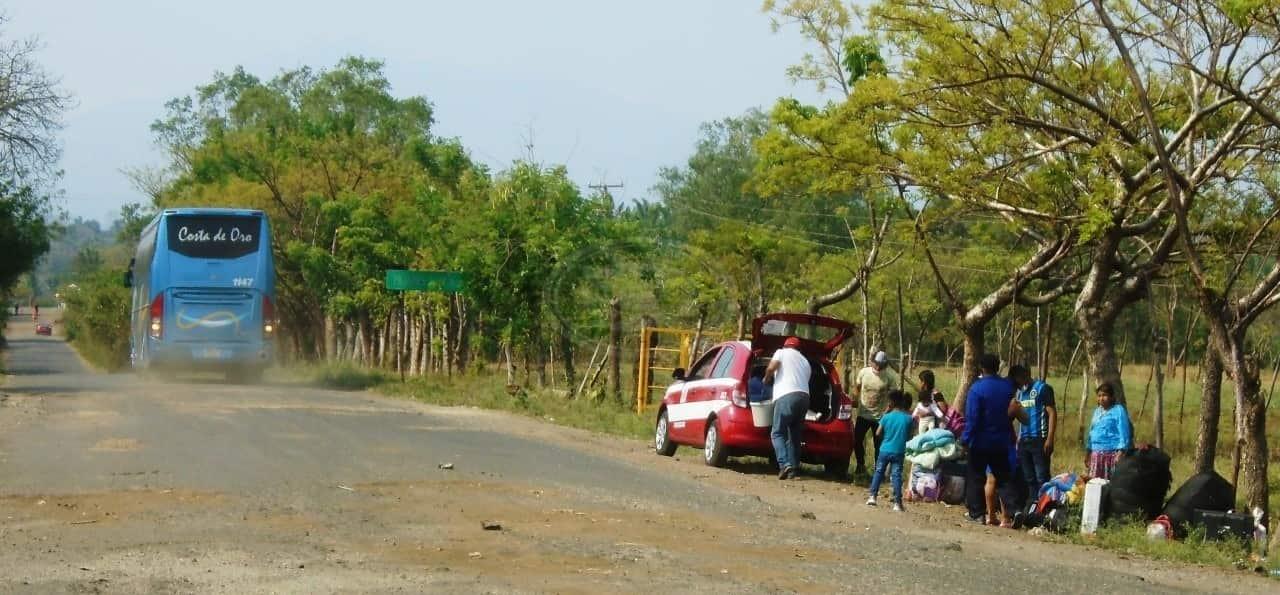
152;57;454;360
0;180;52;294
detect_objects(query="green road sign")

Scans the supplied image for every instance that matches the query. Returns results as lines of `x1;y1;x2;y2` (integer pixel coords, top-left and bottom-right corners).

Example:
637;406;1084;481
385;270;465;293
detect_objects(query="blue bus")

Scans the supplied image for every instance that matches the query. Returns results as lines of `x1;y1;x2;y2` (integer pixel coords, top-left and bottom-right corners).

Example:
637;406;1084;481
126;208;276;381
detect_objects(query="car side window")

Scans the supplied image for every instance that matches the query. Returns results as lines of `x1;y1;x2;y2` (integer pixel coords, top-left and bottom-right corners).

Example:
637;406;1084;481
711;348;736;379
686;348;721;381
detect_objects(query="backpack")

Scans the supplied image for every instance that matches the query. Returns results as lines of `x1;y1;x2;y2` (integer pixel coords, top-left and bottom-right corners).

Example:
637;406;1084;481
943;407;966;438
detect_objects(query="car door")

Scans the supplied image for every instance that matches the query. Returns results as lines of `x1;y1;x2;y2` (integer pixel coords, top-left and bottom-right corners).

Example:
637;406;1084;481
666;347;722;443
686;345;740;444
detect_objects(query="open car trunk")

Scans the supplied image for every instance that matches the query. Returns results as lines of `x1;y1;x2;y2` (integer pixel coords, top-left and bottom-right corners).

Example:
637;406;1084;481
751;313;853;358
750;312;852;422
749;355;837;422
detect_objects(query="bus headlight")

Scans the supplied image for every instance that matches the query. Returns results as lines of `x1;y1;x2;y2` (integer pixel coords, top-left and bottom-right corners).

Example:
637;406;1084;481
264;323;274;335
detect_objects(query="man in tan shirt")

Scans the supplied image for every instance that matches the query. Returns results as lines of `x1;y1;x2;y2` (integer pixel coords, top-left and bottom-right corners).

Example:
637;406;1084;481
852;351;899;476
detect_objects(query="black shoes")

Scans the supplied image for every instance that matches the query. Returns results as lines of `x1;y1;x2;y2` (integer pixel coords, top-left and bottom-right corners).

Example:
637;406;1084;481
778;466;796;480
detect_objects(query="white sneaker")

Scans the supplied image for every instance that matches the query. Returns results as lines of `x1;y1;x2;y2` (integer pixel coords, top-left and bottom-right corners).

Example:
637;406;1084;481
865;496;877;507
891;503;904;512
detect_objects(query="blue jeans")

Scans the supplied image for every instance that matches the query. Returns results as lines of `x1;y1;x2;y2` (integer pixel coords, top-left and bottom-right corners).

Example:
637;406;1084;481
1018;437;1052;487
771;391;809;470
869;451;904;503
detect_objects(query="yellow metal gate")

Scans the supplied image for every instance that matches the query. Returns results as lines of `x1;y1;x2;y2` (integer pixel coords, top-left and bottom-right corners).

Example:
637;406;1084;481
635;327;719;413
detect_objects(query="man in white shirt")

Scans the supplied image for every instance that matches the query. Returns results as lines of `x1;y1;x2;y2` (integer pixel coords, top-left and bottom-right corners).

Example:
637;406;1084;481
764;336;811;480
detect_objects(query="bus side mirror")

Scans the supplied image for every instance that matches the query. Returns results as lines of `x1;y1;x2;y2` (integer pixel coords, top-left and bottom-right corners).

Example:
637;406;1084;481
123;270;133;288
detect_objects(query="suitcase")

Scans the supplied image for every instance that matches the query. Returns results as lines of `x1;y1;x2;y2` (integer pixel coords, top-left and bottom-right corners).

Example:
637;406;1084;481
1192;509;1253;542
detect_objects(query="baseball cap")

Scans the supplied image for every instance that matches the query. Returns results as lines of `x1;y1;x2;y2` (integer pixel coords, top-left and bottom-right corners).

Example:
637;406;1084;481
783;337;802;348
873;351;889;365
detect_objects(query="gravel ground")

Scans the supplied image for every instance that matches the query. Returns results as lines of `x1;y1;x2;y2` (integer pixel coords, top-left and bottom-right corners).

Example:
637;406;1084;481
0;316;1273;593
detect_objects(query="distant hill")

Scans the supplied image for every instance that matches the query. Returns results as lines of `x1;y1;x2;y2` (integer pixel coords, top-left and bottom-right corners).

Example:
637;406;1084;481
31;217;132;301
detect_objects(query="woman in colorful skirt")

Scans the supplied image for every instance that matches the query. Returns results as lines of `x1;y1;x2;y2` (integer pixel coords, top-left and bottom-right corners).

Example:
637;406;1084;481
1085;382;1132;479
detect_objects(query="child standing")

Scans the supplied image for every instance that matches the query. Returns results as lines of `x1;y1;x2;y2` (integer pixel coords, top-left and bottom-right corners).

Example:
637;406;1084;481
867;390;913;511
912;369;947;433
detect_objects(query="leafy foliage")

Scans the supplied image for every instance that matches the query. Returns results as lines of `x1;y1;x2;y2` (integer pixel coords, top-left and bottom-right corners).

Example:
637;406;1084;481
61;269;131;370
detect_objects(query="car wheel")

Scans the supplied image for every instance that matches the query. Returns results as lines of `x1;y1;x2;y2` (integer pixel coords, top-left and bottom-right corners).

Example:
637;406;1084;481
824;457;851;479
655;410;677;456
703;418;728;467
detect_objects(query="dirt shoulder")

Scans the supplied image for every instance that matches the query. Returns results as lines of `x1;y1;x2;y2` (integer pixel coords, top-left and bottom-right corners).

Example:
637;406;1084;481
378;394;1276;594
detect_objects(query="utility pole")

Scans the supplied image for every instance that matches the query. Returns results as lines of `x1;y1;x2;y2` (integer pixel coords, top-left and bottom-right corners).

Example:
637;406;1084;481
588;182;624;202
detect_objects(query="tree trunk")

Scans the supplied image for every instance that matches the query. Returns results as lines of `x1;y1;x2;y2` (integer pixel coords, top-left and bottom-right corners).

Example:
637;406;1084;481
1154;338;1165;450
453;295;469;374
735;301;748;341
441;315;451;377
1240;369;1270;526
608;297;622;407
378;313;391;369
1077;369;1091;446
359;313;374;367
861;285;870;366
1076;304;1127;404
409;314;422;376
691;303;707;359
1224;338;1259;504
532;322;547;388
504;341;516;386
754;256;767;317
324;314;337;361
1194;350;1223;474
896;280;905;365
953;323;984;413
558;319;575;395
425;311;435;373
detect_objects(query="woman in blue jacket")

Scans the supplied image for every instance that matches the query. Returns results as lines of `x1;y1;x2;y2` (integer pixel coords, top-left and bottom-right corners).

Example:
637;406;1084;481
1085;382;1132;479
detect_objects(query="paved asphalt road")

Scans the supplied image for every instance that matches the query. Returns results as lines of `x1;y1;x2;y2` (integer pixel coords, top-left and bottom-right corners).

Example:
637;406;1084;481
1;315;1274;593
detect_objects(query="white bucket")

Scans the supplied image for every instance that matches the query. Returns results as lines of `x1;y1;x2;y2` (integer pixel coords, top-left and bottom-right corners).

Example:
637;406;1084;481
750;400;775;428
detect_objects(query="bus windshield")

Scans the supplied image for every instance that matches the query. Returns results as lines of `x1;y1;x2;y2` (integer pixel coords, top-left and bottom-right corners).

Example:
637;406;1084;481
166;214;262;259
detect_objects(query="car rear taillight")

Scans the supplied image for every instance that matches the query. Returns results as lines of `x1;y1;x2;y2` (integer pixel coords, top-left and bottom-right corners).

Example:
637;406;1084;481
148;294;163;339
262;295;276;337
732;383;748;408
838;403;853;420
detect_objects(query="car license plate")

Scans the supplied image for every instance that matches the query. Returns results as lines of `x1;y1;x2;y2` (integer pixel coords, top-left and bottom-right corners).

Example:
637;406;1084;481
197;347;228;360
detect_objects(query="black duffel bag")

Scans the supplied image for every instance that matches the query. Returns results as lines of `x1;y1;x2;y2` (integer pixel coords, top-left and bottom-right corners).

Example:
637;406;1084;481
1163;471;1234;537
1105;446;1172;522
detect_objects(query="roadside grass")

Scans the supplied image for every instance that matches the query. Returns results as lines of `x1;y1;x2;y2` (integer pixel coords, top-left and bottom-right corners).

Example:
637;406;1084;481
1061;521;1262;572
67;336;128;372
276;362;393;390
379;373;653;441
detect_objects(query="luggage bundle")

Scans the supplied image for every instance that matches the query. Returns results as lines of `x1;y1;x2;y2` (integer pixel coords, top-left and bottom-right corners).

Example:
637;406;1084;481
938;460;966;505
1161;471;1234;538
1104;446;1172;521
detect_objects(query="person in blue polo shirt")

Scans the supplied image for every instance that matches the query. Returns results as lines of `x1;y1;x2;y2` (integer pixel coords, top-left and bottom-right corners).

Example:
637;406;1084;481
1010;365;1056;495
962;353;1027;524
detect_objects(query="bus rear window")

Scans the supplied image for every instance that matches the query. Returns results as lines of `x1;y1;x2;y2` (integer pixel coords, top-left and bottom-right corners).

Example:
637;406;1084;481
166;215;261;259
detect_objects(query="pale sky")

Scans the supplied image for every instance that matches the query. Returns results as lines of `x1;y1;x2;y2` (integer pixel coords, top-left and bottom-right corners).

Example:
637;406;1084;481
7;0;824;224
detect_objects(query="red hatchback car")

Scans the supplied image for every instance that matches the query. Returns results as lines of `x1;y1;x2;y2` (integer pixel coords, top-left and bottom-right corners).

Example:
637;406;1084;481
654;313;856;475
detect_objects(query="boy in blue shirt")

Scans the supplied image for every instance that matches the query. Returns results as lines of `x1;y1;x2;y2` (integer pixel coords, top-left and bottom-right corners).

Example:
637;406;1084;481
866;390;913;511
